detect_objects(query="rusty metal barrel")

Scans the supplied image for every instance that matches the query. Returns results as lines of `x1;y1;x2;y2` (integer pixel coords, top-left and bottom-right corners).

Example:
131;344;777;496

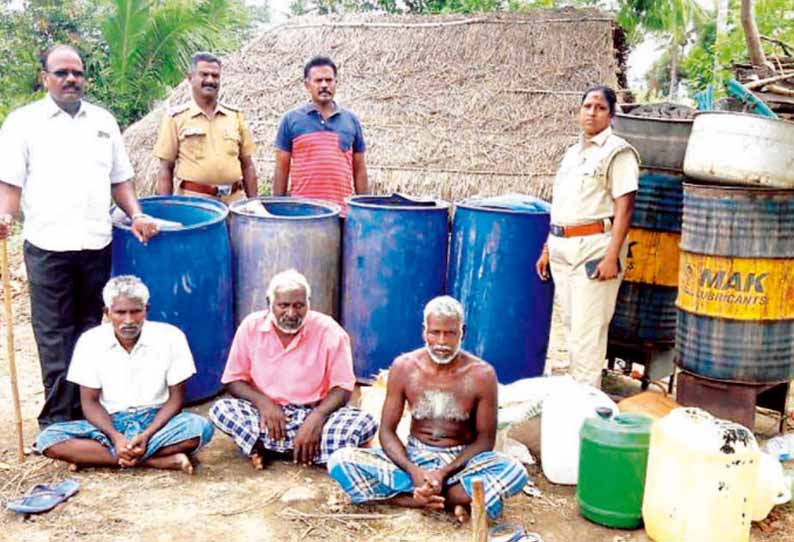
676;184;794;382
609;104;694;346
683;112;794;188
613;104;693;171
610;169;684;343
229;197;341;325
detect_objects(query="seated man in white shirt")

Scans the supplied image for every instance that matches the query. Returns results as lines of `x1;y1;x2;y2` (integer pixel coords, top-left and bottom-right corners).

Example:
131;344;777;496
35;275;214;474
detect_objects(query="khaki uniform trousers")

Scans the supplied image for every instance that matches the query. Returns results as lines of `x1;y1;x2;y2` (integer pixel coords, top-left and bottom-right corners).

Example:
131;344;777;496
548;231;627;388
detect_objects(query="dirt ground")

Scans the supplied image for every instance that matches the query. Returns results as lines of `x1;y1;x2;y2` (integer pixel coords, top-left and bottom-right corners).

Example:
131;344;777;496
2;230;794;542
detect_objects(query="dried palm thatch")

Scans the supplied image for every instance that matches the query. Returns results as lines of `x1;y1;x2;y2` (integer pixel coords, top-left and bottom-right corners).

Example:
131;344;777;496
123;9;626;202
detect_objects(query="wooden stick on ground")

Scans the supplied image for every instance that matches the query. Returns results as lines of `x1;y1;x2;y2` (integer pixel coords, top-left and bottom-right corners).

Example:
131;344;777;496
471;478;487;542
2;238;24;462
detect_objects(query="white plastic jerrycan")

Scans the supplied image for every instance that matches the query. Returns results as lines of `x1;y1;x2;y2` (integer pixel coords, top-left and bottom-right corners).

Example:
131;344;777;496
541;380;617;485
751;451;791;521
642;408;759;542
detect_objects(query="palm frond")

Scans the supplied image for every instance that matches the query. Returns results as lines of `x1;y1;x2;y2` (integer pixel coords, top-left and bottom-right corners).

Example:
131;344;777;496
99;0;248;125
102;0;150;93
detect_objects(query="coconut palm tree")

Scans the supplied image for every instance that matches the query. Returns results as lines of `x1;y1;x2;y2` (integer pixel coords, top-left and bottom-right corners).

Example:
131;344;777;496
99;0;247;126
618;0;708;98
741;0;771;68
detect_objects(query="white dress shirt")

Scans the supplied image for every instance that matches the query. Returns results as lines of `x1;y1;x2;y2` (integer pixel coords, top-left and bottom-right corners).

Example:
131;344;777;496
0;95;135;251
67;321;196;414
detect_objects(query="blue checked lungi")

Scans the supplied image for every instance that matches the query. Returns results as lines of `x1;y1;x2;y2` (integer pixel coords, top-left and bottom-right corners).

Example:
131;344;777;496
209;397;377;464
327;436;528;519
35;408;214;460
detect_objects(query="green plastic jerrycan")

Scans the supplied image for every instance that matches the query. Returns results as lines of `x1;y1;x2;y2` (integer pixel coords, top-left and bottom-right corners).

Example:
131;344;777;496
576;408;653;529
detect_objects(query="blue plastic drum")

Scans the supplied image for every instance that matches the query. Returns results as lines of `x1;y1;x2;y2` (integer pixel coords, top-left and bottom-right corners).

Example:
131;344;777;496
341;194;450;380
447;195;554;383
111;196;233;403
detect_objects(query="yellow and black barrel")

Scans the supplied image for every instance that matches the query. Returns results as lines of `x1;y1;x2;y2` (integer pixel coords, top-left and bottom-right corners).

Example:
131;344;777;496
610;105;693;345
676;184;794;382
610;169;684;343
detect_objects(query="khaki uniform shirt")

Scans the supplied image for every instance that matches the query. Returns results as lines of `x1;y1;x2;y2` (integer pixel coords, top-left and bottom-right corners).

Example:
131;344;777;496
153;100;256;186
550;127;639;226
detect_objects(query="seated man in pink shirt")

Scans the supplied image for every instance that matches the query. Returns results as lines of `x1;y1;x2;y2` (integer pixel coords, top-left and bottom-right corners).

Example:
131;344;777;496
210;269;377;469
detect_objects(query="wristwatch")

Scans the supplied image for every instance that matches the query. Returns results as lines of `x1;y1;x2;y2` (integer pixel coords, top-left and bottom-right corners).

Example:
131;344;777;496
131;212;146;221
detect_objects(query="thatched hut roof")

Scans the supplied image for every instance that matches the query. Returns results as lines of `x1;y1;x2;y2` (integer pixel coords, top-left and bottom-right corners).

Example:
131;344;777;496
123;9;626;201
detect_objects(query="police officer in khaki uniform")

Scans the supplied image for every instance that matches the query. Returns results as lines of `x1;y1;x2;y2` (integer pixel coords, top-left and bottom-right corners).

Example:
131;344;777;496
535;85;639;388
154;52;257;203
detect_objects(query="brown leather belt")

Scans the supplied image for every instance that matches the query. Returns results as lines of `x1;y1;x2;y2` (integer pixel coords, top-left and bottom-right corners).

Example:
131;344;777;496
180;180;242;197
550;219;610;237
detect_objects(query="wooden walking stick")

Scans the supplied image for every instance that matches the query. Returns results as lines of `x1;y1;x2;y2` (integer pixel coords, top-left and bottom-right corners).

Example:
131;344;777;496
2;238;24;462
471;478;488;542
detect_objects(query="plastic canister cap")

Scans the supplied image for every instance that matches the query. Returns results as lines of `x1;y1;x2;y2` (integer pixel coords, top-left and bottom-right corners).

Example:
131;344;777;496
596;407;613;419
581;412;653;447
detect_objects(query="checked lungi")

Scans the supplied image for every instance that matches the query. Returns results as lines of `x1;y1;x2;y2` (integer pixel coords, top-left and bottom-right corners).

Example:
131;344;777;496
327;436;528;519
36;408;214;460
209;398;377;463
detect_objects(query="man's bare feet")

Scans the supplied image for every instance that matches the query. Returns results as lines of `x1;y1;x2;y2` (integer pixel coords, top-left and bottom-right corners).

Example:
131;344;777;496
143;453;194;474
249;451;265;470
453;504;470;523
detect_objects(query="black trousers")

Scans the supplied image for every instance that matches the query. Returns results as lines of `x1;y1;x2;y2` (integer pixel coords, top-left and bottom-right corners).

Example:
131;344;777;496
23;241;111;429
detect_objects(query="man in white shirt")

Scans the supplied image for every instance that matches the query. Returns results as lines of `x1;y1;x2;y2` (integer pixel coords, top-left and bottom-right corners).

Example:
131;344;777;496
0;45;159;429
34;275;213;473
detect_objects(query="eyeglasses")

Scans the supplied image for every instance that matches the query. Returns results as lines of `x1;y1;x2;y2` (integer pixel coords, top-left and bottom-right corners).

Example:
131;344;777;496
48;69;85;79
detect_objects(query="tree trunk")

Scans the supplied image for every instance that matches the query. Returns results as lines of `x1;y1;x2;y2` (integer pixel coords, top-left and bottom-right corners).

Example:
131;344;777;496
741;0;767;67
714;0;729;81
669;44;678;98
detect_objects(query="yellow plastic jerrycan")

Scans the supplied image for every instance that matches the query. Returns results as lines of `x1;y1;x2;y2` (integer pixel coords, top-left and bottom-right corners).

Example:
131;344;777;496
642;408;759;542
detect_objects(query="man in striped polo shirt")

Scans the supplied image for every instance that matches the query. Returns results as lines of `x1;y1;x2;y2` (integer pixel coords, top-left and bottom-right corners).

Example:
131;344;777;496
272;56;369;216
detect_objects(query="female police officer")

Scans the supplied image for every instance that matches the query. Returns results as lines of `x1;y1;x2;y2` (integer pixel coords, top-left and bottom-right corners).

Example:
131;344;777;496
535;85;639;388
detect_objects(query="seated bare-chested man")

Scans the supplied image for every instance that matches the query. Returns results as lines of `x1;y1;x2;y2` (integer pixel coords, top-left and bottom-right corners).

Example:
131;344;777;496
328;296;527;521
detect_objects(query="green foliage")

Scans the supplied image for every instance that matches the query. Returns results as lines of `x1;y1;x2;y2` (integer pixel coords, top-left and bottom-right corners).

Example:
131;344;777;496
0;0;105;121
419;0;503;14
681;0;794;94
615;0;708;97
289;0;377;15
287;0;483;14
248;2;271;24
617;0;706;45
1;0;258;127
288;0;602;18
94;0;251;127
508;0;600;10
677;19;716;92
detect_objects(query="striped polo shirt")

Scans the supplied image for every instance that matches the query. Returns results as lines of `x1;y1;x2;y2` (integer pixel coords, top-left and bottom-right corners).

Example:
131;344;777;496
274;102;366;215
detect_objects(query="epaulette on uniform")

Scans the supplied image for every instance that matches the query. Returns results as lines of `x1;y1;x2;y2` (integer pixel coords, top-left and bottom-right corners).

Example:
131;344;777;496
220;102;240;112
168;103;190;117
